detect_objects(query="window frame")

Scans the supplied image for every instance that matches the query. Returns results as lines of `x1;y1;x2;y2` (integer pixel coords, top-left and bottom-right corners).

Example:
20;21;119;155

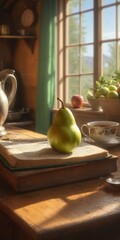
56;0;120;108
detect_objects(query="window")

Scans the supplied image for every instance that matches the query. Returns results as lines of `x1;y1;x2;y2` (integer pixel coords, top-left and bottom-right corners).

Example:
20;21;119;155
56;0;120;106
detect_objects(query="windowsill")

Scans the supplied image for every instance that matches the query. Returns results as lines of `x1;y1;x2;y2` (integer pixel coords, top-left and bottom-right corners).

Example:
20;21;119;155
52;106;106;127
52;107;120;136
52;106;105;118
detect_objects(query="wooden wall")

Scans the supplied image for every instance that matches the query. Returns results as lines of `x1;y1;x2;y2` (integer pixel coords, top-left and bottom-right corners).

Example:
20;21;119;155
12;1;41;120
0;0;41;120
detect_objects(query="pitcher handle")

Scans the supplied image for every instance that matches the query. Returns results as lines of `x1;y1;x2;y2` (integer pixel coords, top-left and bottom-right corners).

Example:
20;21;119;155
4;74;17;106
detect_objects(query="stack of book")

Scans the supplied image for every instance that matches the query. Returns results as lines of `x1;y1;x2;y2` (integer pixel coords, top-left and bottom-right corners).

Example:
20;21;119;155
0;130;117;192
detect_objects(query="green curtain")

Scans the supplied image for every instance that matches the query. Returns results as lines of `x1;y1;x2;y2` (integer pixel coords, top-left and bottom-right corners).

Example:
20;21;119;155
35;0;56;135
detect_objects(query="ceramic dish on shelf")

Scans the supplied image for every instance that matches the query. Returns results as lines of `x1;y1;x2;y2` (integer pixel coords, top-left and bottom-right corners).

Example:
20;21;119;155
83;136;120;148
7;108;30;122
21;8;35;27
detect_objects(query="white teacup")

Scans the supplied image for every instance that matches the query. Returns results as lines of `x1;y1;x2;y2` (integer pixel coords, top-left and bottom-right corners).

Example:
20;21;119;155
81;121;119;144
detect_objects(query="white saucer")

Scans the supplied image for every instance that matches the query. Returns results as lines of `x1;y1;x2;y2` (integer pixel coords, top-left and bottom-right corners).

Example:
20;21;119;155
106;177;120;186
83;136;120;148
106;177;120;191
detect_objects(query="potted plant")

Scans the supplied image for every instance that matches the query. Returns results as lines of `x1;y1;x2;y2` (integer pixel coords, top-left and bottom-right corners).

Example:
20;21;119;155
87;70;120;119
87;88;101;111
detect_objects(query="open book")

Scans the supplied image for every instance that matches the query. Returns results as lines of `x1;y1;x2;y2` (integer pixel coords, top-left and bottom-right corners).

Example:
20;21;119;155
0;139;109;169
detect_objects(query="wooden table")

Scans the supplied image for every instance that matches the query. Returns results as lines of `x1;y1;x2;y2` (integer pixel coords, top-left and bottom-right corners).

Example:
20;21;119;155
0;128;120;240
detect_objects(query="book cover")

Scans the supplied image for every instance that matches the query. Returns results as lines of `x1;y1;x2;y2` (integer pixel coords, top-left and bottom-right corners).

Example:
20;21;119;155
0;155;117;192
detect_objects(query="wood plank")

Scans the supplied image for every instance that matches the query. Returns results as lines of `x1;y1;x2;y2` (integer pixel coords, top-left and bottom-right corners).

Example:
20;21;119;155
1;178;120;240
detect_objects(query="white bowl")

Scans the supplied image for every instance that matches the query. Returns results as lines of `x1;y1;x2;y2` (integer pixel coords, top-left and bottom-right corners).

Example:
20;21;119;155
7;108;30;122
87;98;101;111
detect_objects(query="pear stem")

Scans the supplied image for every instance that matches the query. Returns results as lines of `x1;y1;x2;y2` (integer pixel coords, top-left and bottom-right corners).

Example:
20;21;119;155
57;97;64;109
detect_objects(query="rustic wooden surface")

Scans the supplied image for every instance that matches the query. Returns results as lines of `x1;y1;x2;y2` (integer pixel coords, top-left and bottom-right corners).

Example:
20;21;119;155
1;176;120;240
0;127;120;240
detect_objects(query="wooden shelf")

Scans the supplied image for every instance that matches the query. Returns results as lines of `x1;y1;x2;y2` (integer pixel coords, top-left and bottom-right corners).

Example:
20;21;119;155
0;35;36;39
5;120;35;131
0;34;37;53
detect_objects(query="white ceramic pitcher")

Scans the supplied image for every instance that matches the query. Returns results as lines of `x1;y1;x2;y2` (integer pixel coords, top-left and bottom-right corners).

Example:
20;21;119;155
0;69;17;136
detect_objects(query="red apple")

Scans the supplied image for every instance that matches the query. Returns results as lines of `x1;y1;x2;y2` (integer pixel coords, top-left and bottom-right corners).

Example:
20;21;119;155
71;95;84;108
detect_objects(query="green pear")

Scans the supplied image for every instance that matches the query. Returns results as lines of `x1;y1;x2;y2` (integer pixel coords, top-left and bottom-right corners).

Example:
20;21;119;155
47;98;81;153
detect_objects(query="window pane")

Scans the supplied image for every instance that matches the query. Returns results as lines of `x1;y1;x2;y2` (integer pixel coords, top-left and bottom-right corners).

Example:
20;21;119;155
102;42;116;74
82;45;93;73
67;15;80;44
66;47;80;74
82;11;93;43
66;75;93;101
67;0;93;14
67;0;80;14
102;7;116;40
81;0;93;11
119;6;120;38
119;41;120;69
66;77;80;102
102;0;116;6
81;75;93;100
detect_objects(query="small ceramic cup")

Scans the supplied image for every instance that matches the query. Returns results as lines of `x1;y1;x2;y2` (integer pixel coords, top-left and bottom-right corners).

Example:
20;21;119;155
0;24;10;35
81;121;119;144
